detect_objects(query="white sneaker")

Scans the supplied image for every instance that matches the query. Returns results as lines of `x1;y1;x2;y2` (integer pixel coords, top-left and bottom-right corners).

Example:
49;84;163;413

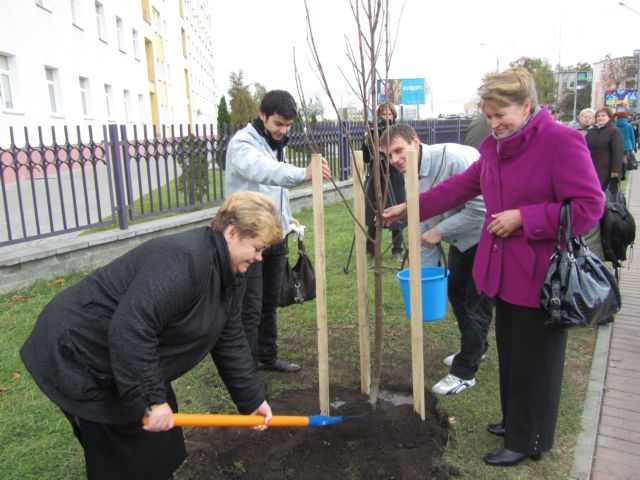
442;352;486;367
431;374;476;395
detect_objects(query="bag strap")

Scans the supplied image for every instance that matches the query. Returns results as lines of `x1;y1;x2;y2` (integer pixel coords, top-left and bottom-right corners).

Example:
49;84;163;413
297;238;307;256
436;243;449;278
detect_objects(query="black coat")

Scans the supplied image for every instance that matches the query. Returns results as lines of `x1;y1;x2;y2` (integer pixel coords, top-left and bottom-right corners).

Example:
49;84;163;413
21;227;265;424
585;122;624;190
362;121;406;226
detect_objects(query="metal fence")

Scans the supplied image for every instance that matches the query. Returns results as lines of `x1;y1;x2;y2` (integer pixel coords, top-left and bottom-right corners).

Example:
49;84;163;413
0;118;471;246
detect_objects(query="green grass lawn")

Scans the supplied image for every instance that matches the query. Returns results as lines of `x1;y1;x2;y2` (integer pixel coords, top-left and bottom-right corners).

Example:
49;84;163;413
0;200;598;479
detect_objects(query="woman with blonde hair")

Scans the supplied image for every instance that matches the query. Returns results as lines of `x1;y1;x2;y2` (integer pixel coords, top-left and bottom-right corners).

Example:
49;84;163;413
575;107;595;135
384;67;603;466
21;191;282;479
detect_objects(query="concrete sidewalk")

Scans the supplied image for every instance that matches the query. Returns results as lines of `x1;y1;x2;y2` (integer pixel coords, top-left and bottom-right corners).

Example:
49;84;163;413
571;172;640;480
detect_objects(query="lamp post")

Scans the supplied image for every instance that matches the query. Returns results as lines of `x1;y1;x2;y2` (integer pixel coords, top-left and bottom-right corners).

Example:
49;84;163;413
480;43;515;73
619;3;640;115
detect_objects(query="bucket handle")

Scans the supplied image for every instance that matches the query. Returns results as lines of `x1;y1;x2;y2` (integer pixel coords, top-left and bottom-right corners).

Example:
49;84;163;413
435;243;449;278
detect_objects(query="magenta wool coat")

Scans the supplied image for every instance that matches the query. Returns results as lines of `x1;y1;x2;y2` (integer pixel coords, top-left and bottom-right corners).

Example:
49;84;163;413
419;107;604;308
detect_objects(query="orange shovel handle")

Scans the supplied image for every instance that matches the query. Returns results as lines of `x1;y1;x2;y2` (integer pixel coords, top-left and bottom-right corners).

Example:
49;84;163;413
143;413;311;428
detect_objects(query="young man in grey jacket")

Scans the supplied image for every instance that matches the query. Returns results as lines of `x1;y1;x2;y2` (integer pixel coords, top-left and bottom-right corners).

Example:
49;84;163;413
381;124;494;395
225;90;331;372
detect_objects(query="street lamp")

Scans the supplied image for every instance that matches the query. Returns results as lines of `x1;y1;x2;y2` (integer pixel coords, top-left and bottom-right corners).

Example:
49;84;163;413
480;43;515;73
619;2;640;16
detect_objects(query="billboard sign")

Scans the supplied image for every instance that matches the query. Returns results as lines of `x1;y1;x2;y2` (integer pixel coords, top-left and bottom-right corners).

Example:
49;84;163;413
377;78;426;105
605;88;638;108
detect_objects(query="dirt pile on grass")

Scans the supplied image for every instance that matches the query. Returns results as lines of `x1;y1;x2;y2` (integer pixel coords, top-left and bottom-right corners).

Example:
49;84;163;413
178;386;458;480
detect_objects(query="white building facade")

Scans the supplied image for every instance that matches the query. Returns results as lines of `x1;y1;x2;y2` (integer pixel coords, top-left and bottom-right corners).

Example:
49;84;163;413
0;0;215;145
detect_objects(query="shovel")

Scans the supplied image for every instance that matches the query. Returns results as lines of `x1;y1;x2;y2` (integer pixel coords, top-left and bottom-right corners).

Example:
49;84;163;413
143;413;356;428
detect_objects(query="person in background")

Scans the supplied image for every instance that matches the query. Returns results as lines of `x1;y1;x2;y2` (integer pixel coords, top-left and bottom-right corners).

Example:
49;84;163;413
574;108;595;136
363;101;405;262
380;124;492;396
586;107;624;192
225;90;332;373
383;68;603;467
20;191;282;480
614;111;636;179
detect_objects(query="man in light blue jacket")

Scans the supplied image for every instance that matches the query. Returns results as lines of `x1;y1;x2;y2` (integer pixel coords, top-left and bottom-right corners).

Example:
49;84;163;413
225;90;331;372
381;124;493;395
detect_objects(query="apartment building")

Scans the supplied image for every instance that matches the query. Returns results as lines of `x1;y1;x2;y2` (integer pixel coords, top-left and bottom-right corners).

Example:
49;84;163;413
0;0;215;144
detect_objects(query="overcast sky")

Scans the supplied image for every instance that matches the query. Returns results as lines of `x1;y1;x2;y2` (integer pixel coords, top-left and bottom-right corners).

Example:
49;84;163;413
211;0;640;116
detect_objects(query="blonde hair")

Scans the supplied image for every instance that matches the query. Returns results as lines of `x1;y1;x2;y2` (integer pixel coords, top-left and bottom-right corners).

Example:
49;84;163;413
479;67;538;112
579;108;595;118
210;191;282;245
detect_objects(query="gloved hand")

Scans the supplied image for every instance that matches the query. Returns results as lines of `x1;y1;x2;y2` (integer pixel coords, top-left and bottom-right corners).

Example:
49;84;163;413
288;223;306;241
609;177;619;193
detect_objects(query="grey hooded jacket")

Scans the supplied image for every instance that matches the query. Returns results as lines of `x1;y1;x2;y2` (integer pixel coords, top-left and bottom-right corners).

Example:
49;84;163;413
418;143;486;266
225;123;308;234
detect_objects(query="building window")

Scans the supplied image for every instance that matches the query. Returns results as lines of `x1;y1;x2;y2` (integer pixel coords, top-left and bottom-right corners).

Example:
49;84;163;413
104;83;113;118
79;76;90;116
116;17;125;51
132;29;140;59
95;1;106;40
35;0;52;11
45;66;60;114
138;93;145;121
123;89;131;120
0;54;15;110
70;0;80;25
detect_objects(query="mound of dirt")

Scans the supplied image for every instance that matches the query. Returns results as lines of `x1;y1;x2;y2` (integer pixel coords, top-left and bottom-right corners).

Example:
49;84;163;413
178;386;458;479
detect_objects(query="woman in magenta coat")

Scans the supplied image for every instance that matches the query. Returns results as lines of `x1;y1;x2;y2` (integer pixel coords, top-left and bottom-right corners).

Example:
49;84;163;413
384;68;603;467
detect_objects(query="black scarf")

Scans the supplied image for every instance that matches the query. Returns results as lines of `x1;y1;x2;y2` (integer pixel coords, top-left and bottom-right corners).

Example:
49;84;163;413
251;117;290;162
210;229;242;289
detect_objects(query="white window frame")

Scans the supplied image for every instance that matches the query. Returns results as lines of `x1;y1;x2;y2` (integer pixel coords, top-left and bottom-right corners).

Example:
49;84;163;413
116;16;125;52
35;0;52;12
79;76;91;117
104;83;113;119
69;0;81;27
95;1;106;41
132;29;140;60
0;54;16;111
138;93;145;122
45;66;62;115
123;89;131;121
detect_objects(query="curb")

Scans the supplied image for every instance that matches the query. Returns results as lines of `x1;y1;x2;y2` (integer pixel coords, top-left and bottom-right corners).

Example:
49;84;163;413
569;322;612;480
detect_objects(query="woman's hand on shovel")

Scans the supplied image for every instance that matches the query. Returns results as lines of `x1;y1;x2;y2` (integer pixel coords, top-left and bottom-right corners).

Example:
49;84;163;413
143;402;174;432
250;400;273;431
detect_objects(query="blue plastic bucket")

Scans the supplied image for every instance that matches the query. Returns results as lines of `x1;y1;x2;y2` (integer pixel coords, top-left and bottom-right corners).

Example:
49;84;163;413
397;266;449;322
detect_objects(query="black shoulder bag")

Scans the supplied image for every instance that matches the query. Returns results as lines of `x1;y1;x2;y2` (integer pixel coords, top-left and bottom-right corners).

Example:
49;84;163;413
540;203;621;329
278;236;316;308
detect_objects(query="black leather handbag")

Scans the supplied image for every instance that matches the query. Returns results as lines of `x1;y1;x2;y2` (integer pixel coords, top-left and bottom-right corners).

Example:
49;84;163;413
278;237;316;307
540;203;621;329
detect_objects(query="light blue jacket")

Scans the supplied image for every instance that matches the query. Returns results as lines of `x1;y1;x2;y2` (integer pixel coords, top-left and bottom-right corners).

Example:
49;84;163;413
615;117;636;151
225;123;308;235
417;143;486;266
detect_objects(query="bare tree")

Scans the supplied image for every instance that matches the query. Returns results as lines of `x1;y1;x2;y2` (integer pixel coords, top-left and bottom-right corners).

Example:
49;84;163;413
300;0;405;405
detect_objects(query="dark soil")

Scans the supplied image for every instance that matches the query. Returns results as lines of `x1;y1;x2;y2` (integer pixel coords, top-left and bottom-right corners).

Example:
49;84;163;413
177;384;457;480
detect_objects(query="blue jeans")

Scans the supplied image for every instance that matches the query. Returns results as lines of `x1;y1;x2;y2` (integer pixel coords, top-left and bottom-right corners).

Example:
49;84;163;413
241;239;287;364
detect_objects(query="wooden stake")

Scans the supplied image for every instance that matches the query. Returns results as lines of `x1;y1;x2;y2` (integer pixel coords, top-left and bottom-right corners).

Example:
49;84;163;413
352;150;370;395
405;148;425;420
311;153;330;415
